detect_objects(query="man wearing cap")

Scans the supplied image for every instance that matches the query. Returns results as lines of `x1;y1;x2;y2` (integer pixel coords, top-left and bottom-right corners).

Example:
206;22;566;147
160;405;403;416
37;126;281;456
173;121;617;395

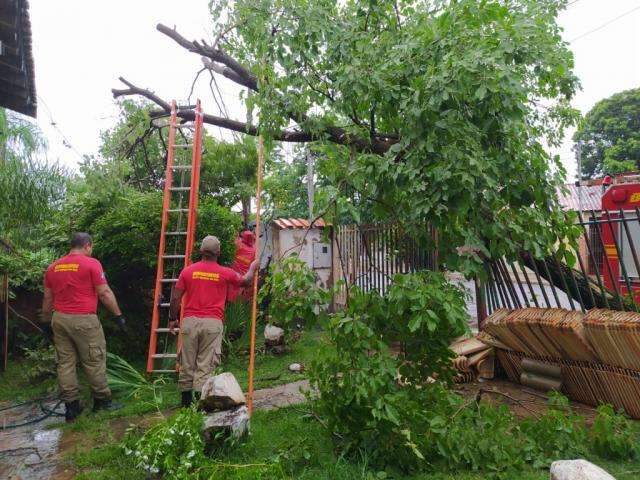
169;235;258;407
42;232;126;422
229;230;256;302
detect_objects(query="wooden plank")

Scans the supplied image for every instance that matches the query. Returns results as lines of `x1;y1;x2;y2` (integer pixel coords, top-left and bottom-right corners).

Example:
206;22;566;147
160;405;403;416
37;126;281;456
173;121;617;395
450;337;489;357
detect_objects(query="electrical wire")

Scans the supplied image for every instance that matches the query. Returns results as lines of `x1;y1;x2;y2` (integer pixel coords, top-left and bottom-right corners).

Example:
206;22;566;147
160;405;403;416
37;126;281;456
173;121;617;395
36;95;85;162
570;4;640;42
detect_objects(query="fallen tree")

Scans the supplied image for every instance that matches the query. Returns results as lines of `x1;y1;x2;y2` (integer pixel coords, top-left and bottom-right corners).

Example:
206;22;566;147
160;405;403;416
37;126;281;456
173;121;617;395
113;0;581;276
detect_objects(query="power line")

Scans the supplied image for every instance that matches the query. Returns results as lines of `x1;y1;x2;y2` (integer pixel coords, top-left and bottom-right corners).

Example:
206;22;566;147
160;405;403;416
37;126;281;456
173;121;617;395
570;4;640;42
36;95;85;161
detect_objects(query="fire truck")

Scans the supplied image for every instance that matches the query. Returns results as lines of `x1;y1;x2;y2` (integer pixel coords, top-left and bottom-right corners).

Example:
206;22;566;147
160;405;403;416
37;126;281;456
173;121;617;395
599;174;640;301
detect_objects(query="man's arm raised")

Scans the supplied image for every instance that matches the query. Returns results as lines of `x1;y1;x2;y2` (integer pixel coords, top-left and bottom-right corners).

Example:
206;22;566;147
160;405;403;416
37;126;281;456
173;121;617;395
239;260;259;287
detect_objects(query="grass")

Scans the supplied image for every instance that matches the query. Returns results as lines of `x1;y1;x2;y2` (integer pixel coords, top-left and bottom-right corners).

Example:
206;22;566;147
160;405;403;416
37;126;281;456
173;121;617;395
69;403;640;480
0;353;57;402
225;328;325;391
5;330;640;480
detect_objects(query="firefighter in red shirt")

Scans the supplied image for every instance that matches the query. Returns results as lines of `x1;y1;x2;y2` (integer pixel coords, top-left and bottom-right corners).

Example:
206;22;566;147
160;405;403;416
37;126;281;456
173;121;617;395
229;230;256;302
168;235;258;407
41;233;126;422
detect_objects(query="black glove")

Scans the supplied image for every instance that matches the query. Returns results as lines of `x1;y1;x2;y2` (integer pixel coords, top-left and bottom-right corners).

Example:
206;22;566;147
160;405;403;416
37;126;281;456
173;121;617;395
115;314;127;332
41;323;54;342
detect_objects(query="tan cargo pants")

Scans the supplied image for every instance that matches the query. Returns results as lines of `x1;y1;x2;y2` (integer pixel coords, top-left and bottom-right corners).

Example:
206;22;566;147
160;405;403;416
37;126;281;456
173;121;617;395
52;312;111;402
178;317;223;393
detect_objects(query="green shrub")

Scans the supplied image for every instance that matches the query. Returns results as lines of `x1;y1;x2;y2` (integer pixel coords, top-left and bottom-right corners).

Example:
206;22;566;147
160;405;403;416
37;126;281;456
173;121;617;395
260;255;331;331
308;272;469;471
63;186;241;358
590;404;640;460
424;400;526;474
124;408;206;479
0;247;57;293
22;344;56;382
520;392;587;467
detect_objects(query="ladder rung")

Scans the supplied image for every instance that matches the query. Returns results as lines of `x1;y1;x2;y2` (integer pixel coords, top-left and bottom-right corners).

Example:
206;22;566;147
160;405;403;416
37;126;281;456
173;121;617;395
168;209;189;213
169;187;191;191
165;231;187;236
163;254;185;259
159;303;170;307
160;278;178;283
173;144;192;148
152;369;178;373
155;327;179;333
171;165;192;170
152;353;177;359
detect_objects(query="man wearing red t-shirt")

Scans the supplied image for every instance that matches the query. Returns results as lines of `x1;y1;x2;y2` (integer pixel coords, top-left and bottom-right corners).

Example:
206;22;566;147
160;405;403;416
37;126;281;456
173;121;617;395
229;230;256;302
168;235;258;407
42;233;126;422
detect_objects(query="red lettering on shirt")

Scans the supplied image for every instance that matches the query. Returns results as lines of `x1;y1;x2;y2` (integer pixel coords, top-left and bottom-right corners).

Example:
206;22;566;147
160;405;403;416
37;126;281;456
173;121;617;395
176;260;242;320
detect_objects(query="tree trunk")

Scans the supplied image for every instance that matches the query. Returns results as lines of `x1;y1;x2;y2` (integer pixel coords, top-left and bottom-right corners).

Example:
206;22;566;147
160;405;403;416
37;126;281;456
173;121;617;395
241;196;250;228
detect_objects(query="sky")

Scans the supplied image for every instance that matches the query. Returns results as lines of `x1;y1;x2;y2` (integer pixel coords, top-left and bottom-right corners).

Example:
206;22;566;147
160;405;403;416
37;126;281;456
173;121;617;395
28;0;640;180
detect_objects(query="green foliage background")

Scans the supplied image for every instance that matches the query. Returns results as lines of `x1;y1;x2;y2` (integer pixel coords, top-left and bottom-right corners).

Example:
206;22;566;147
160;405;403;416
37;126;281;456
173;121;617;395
574;88;640;178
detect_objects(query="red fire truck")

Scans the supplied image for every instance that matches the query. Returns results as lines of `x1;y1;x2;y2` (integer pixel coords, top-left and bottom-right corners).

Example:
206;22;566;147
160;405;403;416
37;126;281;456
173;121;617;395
599;175;640;301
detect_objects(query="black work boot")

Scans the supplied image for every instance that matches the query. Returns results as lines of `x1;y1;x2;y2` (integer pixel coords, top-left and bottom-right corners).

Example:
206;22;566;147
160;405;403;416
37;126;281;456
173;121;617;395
64;400;84;423
181;390;193;408
93;397;123;413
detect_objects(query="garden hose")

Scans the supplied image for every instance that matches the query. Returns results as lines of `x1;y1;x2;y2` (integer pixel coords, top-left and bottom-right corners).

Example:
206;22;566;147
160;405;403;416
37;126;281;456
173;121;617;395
0;397;65;430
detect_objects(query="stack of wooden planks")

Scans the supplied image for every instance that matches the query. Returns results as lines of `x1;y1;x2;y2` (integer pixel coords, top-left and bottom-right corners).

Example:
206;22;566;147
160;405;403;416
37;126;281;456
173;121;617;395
583;309;640;371
482;307;640;418
482;308;596;362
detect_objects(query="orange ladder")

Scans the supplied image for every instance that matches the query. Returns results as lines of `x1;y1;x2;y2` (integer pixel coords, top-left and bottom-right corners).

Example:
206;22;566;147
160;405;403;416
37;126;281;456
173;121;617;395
146;100;204;373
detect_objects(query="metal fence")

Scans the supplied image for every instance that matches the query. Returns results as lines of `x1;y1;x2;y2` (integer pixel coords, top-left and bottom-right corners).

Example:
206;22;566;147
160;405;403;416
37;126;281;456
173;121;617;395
480;209;640;323
334;223;437;304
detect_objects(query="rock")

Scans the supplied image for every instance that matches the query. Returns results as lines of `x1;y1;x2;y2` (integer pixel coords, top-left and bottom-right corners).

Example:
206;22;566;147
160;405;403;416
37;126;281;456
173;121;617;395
264;324;285;346
200;372;246;412
550;459;616;480
24;453;41;466
202;405;249;441
288;363;304;373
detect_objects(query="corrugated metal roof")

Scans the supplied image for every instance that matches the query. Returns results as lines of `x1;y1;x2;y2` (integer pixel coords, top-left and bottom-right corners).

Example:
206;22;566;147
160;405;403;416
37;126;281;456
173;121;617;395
273;218;328;229
557;184;602;212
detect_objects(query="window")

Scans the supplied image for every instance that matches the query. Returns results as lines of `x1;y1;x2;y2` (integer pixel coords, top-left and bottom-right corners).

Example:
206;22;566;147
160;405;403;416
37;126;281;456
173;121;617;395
619;212;640;278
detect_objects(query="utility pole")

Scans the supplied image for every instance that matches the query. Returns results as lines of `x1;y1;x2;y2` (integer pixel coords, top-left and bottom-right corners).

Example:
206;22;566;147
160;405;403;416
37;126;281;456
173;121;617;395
307;148;314;221
576;141;583;213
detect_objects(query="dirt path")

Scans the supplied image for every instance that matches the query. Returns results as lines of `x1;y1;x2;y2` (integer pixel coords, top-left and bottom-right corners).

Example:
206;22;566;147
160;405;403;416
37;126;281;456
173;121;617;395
0;379;312;480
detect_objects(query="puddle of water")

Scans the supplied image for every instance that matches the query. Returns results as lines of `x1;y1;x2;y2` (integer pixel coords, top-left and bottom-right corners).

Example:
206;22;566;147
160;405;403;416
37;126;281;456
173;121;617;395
0;400;67;480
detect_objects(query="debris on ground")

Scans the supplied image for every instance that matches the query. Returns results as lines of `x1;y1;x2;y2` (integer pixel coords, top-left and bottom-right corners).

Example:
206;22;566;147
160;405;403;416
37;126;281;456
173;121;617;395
288;363;304;373
202;405;249;441
450;336;495;383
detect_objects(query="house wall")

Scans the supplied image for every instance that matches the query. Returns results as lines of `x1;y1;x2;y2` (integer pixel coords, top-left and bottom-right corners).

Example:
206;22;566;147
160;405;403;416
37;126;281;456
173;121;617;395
274;227;333;290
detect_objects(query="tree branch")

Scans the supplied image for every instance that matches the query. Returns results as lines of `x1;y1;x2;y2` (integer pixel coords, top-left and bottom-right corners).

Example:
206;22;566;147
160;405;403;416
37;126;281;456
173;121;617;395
157;23;258;91
117;23;400;155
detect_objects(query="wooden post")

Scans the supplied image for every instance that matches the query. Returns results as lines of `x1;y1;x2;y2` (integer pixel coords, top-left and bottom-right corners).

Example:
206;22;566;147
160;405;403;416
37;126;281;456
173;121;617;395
1;273;8;372
475;277;487;331
247;135;265;415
